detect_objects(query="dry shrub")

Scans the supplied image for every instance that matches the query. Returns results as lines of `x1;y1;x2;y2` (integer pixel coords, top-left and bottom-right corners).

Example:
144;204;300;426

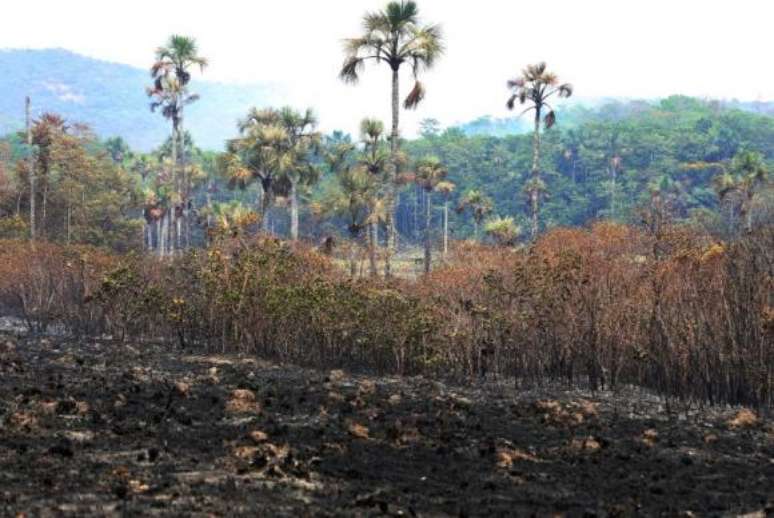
0;221;770;410
0;240;117;335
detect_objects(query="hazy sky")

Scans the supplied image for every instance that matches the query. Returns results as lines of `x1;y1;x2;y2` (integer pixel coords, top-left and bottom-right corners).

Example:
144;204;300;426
4;0;774;136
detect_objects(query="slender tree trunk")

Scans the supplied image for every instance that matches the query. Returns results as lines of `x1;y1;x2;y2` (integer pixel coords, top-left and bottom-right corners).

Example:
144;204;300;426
530;111;542;240
176;216;182;251
443;199;449;256
41;182;48;236
289;178;299;241
385;67;401;277
170;118;179;255
158;212;166;258
349;233;358;277
26;97;36;241
260;177;272;233
368;222;377;277
156;218;163;257
146;222;153;251
424;190;432;274
413;186;419;241
206;184;213;238
744;194;754;233
473;218;478;240
609;164;617;218
179;112;190;249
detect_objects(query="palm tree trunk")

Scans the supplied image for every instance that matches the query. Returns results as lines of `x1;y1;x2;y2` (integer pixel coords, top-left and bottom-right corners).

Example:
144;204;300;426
289;178;299;241
530;112;542;239
26;96;36;241
744;193;754;233
260;178;272;233
179;111;188;249
170;119;178;254
156;218;163;257
176;216;182;251
368;222;377;277
349;235;358;277
424;190;432;274
385;67;400;277
42;182;48;236
146;221;153;250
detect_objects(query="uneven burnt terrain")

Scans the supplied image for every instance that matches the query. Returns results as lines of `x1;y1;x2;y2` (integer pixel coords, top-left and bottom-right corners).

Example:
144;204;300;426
0;336;772;517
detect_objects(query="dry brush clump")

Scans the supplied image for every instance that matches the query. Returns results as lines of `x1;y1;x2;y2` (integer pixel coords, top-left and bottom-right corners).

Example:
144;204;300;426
0;222;770;408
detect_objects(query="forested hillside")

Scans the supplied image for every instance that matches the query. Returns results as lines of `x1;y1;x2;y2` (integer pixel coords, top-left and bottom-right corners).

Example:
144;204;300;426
0;49;278;150
310;96;774;243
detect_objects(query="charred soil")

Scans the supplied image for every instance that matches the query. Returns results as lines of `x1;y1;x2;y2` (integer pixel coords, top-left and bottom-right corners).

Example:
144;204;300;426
0;336;772;516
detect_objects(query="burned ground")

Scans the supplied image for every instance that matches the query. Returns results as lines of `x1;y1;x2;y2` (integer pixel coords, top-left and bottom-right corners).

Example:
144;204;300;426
0;336;772;517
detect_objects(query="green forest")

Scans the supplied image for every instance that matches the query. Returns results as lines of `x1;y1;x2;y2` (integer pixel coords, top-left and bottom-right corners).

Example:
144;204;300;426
1;94;772;254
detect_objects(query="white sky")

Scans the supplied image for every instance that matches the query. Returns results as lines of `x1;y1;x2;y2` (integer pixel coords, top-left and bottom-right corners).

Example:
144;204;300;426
4;0;774;136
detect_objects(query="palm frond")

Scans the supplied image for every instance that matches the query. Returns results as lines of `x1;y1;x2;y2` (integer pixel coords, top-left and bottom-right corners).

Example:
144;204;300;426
340;56;365;84
558;83;573;98
544;110;556;129
404;80;425;109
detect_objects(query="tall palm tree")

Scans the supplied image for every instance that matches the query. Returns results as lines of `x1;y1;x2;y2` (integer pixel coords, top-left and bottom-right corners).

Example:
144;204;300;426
506;62;572;238
457;189;493;240
276;107;321;241
358;118;391;275
340;0;443;276
415;156;447;273
25;97;35;241
435;180;455;256
147;34;207;253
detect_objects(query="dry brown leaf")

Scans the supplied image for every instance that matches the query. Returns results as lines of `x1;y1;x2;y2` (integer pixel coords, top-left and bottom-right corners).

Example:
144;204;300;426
496;447;539;468
348;422;369;439
727;409;758;429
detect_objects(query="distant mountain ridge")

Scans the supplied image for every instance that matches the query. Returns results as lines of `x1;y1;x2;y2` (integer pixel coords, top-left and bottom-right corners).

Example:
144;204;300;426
0;48;281;150
3;49;774;150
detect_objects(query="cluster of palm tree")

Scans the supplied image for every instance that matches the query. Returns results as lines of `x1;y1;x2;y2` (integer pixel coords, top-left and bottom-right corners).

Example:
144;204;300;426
219;107;321;240
340;0;444;275
146;35;207;256
140;3;578;274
